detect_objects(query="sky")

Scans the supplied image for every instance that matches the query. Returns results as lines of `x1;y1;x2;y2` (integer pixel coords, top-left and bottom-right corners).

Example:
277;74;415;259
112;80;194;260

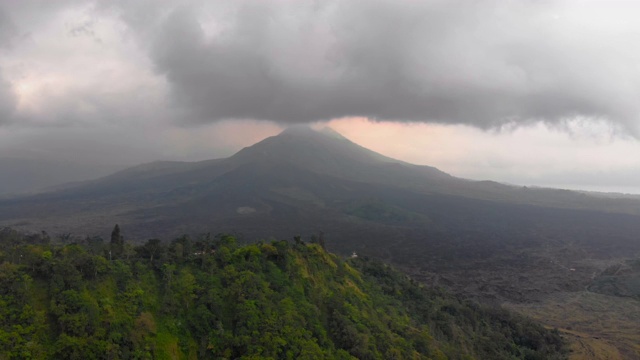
2;0;640;193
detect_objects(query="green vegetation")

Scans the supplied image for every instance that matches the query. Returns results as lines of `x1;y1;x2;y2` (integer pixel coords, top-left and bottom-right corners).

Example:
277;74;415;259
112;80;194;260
0;227;566;359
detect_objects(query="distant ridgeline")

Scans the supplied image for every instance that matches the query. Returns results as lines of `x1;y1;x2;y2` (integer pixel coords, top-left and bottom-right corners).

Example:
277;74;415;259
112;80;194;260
0;227;567;359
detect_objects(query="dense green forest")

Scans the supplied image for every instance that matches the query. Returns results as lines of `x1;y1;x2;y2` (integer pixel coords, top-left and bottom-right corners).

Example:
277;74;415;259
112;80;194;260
0;227;566;359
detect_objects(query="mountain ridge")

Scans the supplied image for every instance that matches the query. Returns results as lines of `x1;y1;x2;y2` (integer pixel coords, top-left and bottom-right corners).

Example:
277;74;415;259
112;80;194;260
2;126;640;238
40;126;636;211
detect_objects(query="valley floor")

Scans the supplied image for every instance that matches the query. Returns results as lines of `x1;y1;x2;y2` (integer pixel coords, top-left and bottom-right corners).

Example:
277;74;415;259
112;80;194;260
507;291;640;359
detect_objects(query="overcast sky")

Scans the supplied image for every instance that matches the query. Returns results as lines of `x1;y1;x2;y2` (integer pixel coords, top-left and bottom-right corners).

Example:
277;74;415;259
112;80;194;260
2;0;640;193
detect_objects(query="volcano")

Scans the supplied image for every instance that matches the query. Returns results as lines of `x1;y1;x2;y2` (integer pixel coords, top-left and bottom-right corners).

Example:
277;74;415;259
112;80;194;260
1;126;639;273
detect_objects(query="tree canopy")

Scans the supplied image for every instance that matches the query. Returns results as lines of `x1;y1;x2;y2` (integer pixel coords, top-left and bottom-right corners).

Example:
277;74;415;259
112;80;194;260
0;228;567;359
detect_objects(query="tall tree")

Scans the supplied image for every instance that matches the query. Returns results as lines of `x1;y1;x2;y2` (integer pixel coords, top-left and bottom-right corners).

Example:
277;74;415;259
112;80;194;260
110;224;124;258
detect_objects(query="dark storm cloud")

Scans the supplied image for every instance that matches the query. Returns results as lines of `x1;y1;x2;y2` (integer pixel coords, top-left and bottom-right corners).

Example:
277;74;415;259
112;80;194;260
2;0;639;132
108;0;640;130
0;6;17;123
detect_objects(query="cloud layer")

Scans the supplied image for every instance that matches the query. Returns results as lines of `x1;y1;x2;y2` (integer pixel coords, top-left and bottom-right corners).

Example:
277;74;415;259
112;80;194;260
104;0;640;131
0;0;639;131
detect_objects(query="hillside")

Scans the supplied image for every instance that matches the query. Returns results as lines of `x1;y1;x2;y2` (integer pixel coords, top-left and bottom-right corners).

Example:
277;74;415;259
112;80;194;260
0;228;566;359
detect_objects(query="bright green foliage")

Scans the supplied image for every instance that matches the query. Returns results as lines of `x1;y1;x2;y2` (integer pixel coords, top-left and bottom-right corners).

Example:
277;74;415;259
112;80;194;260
0;263;47;359
0;230;567;359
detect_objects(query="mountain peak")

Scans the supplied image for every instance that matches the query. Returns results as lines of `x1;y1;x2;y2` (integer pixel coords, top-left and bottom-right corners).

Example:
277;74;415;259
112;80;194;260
235;125;395;165
225;123;452;187
279;124;316;135
278;125;347;141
